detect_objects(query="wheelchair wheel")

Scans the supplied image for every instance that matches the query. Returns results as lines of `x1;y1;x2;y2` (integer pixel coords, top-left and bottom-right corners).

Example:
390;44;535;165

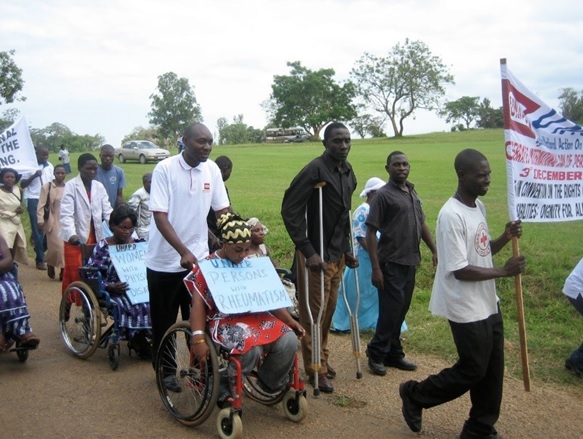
243;371;287;406
59;281;102;359
155;321;219;426
282;390;308;422
217;408;243;439
108;343;120;370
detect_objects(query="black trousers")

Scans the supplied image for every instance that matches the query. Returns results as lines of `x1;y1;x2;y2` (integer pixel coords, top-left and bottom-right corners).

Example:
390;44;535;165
147;268;191;366
367;262;416;362
407;309;505;437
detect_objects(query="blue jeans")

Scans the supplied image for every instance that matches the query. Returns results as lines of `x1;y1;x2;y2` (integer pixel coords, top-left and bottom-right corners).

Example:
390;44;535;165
26;198;45;263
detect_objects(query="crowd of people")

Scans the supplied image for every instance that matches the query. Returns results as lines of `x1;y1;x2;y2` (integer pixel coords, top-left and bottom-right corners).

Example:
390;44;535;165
1;121;581;439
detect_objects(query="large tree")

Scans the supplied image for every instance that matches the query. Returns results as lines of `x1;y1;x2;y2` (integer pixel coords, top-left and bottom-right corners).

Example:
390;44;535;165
0;50;25;105
267;61;357;140
351;39;454;137
558;87;583;124
476;98;503;129
441;96;480;129
148;72;202;143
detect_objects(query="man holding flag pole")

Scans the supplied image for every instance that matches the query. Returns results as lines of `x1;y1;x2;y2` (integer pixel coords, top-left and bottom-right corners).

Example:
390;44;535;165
398;148;526;439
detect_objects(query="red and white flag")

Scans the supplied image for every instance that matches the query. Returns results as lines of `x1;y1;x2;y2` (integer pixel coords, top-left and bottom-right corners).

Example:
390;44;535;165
501;61;583;222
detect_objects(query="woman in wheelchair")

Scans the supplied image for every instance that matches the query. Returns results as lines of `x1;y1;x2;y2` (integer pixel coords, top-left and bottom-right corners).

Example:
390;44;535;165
86;204;152;359
0;235;40;352
188;212;305;405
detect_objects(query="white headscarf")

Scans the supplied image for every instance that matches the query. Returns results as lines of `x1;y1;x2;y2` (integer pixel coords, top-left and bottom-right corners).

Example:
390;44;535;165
359;177;385;198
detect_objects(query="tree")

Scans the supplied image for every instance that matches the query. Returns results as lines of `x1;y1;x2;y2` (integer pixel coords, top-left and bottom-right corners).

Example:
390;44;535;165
30;123;104;152
476;98;503;129
441;96;480;129
267;61;357;140
148;72;202;143
0;108;20;132
122;126;162;146
349;113;386;138
216;115;264;145
351;39;454;137
558;88;583;124
0;50;25;105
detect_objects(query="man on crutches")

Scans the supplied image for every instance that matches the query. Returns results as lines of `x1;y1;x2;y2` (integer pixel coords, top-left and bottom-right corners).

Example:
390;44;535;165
281;122;358;395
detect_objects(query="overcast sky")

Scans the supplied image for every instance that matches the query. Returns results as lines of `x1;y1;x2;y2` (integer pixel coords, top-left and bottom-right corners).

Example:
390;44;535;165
1;0;582;146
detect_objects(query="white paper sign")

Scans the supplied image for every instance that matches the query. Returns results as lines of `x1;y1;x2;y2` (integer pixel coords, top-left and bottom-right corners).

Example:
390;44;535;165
0;116;38;174
196;256;292;314
109;241;149;305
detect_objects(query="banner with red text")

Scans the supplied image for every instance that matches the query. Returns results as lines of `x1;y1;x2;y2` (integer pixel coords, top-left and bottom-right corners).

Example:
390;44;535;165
501;61;583;222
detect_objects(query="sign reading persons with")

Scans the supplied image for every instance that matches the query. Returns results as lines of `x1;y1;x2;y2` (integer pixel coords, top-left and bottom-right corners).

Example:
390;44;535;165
196;256;292;314
0;116;38;174
109;241;149;305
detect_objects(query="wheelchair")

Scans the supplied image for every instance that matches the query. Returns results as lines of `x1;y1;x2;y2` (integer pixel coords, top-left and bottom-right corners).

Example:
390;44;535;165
1;263;35;363
58;244;150;370
155;320;308;439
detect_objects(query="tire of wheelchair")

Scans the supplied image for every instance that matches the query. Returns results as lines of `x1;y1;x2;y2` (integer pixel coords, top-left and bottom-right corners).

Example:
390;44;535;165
155;321;220;426
59;281;102;359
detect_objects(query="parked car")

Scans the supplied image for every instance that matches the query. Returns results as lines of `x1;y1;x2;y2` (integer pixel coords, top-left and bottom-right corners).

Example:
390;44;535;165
115;140;170;164
284;133;311;143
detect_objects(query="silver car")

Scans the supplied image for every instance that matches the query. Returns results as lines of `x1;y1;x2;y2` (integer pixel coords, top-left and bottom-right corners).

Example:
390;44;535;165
116;140;170;164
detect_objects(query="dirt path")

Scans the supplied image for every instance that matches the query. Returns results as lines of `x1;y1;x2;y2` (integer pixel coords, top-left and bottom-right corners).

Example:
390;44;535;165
1;262;582;438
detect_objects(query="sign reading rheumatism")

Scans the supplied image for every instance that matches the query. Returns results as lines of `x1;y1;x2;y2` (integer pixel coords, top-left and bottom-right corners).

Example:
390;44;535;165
187;256;292;314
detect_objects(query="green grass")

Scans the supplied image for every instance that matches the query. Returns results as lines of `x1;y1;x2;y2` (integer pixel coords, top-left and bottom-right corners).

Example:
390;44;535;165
34;130;583;387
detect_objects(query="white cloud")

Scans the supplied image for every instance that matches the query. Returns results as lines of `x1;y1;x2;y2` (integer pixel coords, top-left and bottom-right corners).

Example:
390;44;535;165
1;0;582;145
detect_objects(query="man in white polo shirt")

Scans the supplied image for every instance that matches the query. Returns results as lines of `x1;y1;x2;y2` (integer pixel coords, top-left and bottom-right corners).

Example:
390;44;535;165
146;123;230;380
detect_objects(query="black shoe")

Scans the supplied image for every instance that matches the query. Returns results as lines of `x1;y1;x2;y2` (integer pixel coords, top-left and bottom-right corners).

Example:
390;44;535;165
399;381;422;432
459;430;504;439
308;374;334;393
163;375;182;393
565;358;583;377
368;358;387;376
384;357;417;371
326;364;336;379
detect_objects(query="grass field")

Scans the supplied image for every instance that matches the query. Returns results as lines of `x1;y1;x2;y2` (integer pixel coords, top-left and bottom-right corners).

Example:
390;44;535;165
36;129;583;387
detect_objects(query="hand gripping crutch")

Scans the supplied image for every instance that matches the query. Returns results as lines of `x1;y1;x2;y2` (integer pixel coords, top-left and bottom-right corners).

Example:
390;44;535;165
339;210;363;379
304;181;326;397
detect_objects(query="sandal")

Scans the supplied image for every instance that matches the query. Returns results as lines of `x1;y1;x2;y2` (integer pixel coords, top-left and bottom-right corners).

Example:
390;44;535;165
19;332;40;349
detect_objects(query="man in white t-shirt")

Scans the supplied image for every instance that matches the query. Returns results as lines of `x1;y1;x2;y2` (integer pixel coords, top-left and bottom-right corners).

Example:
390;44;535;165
146;123;230;380
398;149;526;439
563;258;583;377
58;144;71;174
20;146;54;270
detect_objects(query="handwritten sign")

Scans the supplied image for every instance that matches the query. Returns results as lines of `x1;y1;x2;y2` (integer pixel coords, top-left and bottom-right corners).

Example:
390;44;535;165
194;257;292;314
109;241;148;305
0;116;38;174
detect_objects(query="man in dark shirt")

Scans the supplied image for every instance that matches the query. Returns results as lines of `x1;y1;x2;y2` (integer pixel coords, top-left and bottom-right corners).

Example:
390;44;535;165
365;151;437;376
281;122;358;394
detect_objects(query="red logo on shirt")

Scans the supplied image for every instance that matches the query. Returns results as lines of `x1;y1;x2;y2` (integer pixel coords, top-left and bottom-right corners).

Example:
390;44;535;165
474;222;491;256
203;183;210;192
